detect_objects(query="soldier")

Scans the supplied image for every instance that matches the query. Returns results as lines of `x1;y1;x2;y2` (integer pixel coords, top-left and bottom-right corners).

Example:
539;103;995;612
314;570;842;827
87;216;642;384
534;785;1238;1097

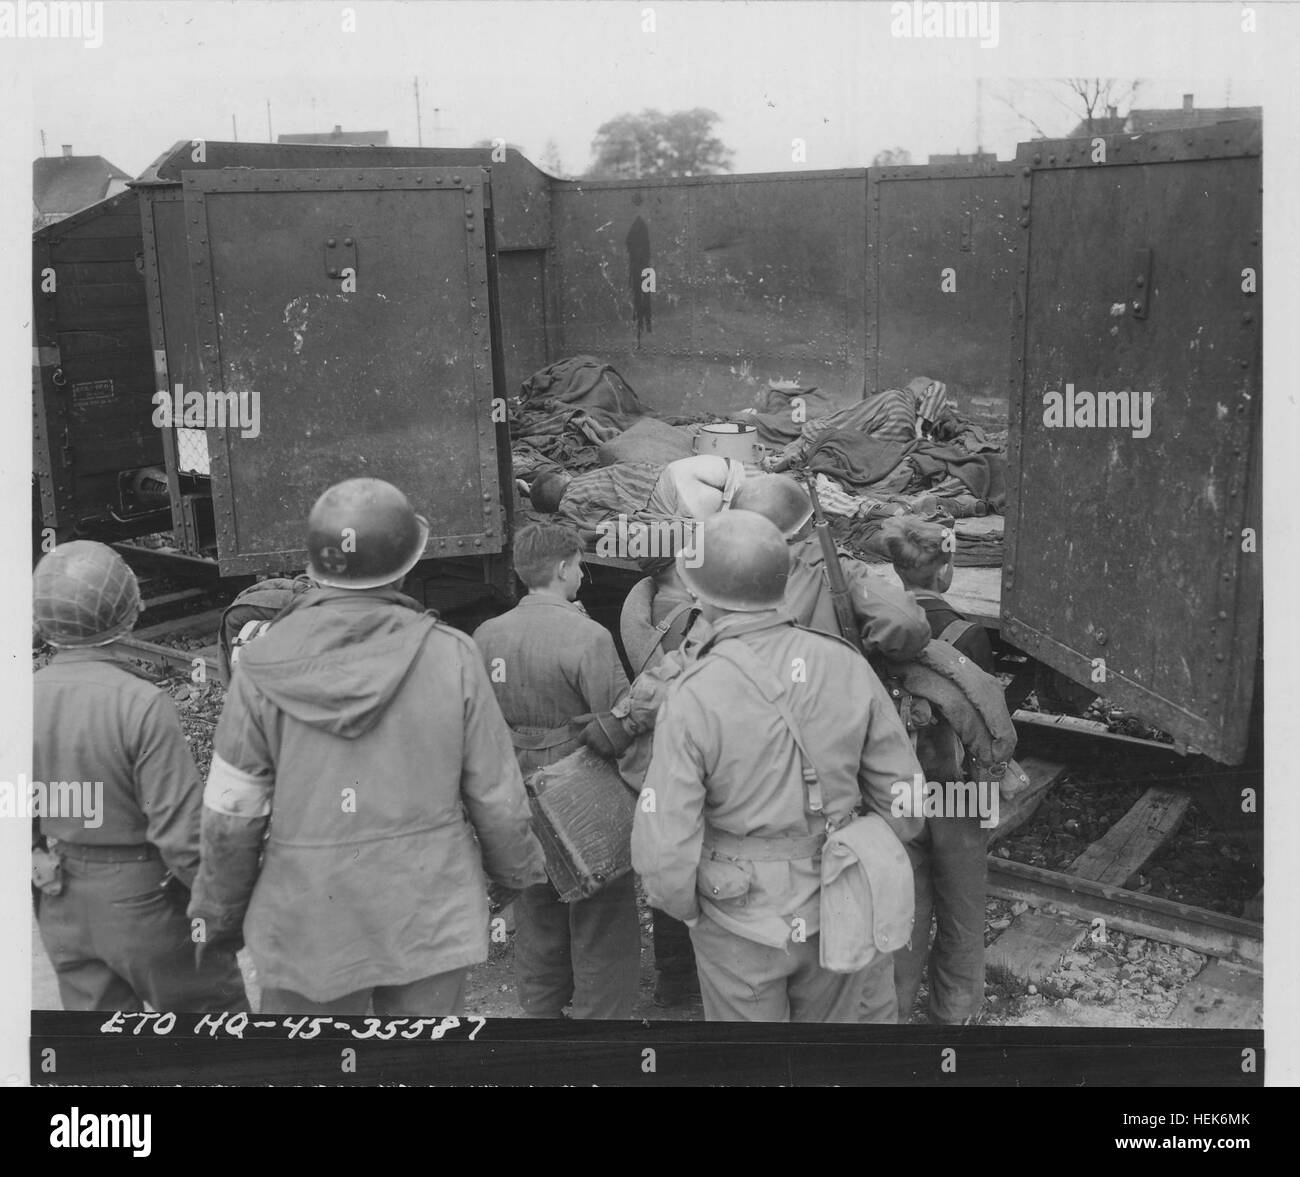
472;522;641;1019
617;554;701;1007
580;473;927;769
585;475;928;1008
884;517;996;1024
188;478;546;1014
632;511;924;1021
32;541;246;1013
732;473;929;658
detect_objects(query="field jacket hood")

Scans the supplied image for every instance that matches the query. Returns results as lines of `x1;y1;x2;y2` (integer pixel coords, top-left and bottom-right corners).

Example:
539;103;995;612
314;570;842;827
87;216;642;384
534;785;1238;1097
235;586;432;739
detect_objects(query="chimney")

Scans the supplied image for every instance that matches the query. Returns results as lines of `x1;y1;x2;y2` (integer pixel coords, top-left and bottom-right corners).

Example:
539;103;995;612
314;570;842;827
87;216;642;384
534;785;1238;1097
1182;93;1194;113
333;124;342;134
1106;105;1117;120
61;144;72;157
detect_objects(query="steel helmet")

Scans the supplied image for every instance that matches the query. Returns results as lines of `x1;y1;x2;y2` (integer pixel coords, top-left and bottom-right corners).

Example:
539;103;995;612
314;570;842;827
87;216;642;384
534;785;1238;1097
34;540;142;648
677;510;789;612
305;478;431;589
731;474;814;538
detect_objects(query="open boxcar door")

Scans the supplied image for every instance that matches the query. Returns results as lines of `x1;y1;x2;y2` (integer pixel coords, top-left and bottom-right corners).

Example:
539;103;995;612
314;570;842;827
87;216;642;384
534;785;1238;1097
1002;123;1262;765
180;166;507;575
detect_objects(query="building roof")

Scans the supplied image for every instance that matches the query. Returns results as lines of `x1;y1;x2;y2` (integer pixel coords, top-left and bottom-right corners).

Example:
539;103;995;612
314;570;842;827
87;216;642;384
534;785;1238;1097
277;126;390;145
1125;105;1262;133
1066;100;1261;140
1063;116;1128;139
33;154;132;218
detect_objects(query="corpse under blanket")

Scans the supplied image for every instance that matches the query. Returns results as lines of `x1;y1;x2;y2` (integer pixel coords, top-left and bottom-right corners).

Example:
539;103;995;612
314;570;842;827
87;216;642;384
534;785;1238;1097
831;513;1005;568
808;429;1006;509
517;355;647;416
512;355;649;470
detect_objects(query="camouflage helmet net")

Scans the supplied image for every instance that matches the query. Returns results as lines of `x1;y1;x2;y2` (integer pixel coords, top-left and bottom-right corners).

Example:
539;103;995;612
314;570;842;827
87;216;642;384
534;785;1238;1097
33;541;142;648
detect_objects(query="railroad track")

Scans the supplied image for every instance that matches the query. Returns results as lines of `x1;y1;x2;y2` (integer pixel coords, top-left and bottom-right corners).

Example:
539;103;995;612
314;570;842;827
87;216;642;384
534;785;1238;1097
118;602;227;685
986;751;1262;1027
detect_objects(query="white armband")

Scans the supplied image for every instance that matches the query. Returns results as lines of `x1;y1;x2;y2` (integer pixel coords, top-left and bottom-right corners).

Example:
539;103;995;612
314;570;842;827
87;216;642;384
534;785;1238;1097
203;753;273;818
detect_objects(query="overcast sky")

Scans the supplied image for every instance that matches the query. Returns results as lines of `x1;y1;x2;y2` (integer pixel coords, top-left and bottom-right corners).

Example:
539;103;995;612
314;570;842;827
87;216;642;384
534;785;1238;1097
10;1;1279;177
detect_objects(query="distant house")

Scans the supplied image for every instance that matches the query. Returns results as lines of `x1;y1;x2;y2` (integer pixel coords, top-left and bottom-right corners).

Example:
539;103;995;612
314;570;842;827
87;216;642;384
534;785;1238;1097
277;125;390;146
33;146;132;227
1066;94;1261;139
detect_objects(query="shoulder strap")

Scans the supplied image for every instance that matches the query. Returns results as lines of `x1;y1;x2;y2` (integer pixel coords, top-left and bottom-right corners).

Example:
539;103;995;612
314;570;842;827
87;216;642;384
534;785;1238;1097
633;600;698;677
938;618;978;647
706;636;823;815
791;620;862;657
718;458;746;510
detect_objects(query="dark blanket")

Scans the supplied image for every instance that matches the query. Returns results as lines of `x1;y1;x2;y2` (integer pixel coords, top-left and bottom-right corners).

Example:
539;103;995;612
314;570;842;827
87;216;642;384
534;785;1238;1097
737;385;838;446
807;429;911;487
808;429;1006;510
512;355;649;469
517;355;648;417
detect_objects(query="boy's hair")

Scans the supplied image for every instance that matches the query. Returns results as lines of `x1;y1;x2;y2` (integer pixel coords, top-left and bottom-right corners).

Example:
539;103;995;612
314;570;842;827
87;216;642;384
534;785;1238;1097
529;470;570;514
513;521;583;588
883;517;951;586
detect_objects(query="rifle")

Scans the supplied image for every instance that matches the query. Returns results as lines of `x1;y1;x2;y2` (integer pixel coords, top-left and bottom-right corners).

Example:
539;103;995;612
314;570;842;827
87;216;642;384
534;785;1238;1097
800;468;866;656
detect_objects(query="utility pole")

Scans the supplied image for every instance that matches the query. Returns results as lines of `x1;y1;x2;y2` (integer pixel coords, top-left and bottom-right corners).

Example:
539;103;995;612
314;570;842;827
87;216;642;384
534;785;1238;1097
975;78;983;156
266;99;273;142
232;114;238;142
414;77;423;146
39;129;46;157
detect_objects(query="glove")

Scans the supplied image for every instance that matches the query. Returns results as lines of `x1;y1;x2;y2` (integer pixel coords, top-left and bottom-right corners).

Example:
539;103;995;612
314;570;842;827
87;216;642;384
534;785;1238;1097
573;711;635;760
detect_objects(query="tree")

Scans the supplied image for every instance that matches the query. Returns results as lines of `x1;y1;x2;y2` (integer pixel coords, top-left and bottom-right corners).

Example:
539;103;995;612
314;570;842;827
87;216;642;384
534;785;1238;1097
586;108;734;179
871;147;913;166
991;78;1141;140
539;138;567;178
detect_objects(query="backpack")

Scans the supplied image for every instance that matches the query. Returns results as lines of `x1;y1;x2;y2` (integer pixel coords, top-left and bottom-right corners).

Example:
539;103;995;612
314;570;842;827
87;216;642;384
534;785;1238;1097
217;576;314;679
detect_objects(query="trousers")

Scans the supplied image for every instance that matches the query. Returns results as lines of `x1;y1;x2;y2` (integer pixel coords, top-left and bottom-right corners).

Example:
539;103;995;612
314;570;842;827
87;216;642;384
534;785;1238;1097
37;849;247;1014
892;814;988;1023
689;914;897;1023
514;873;640;1018
260;969;469;1015
653;907;697;978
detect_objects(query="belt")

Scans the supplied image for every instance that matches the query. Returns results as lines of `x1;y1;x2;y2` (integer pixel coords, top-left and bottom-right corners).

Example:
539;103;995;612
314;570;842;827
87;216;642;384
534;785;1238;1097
703;827;825;863
48;840;158;864
509;723;578;751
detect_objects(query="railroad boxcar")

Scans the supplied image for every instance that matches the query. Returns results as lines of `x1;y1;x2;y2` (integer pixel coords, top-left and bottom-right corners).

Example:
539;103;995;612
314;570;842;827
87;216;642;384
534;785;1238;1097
32;189;168;544
130;140;554;616
1001;119;1262;767
31;128;1262;776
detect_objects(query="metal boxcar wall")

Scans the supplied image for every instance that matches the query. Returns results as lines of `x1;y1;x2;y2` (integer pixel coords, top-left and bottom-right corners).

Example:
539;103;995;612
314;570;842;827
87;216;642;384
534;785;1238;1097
1002;123;1262;765
32;190;164;538
551;171;869;417
174;166;509;576
868;164;1020;426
